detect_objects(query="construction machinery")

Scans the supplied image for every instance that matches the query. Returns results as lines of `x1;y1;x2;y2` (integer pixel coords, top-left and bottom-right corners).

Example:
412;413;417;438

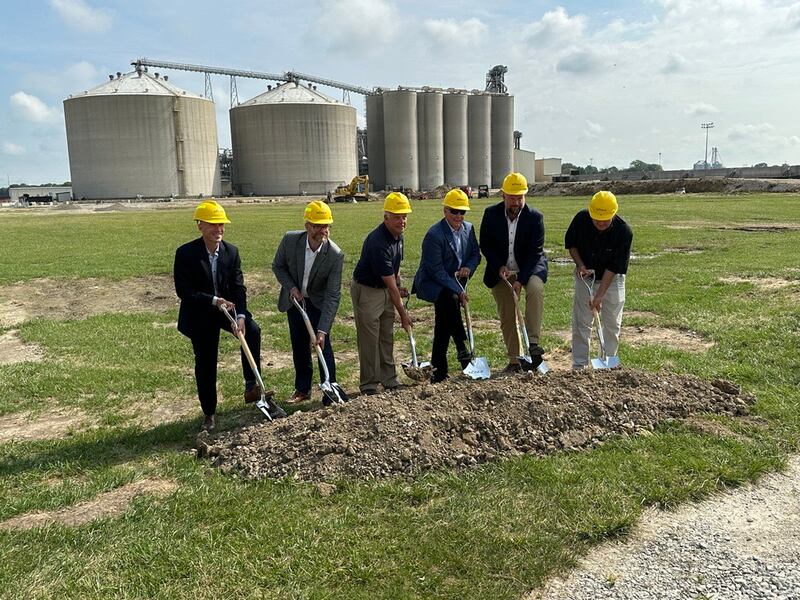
331;175;369;203
477;185;489;198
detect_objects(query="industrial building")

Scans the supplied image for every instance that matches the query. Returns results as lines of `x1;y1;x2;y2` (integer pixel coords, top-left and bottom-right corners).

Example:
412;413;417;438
64;68;221;200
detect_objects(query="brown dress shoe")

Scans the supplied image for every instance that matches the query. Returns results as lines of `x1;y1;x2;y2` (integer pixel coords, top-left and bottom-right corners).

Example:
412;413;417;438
201;415;216;431
503;362;522;373
286;390;310;404
244;386;275;403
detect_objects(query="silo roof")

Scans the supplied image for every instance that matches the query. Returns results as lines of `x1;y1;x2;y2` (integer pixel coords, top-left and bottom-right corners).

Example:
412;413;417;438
66;70;205;99
238;82;344;106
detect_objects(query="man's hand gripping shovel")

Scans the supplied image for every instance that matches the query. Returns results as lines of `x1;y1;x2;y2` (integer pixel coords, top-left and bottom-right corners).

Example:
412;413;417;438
220;307;287;420
454;275;490;379
291;298;348;405
502;273;549;374
579;271;621;369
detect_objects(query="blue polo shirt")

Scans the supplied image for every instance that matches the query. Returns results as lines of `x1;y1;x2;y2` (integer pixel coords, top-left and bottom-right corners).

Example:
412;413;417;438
353;223;403;288
565;209;633;278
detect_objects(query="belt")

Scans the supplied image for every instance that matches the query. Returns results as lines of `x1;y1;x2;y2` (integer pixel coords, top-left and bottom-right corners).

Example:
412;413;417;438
353;280;386;290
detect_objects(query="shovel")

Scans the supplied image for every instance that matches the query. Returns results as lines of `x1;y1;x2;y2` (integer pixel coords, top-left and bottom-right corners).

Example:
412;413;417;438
502;275;549;374
580;272;621;369
291;298;348;405
401;296;433;382
220;307;287;420
455;276;490;380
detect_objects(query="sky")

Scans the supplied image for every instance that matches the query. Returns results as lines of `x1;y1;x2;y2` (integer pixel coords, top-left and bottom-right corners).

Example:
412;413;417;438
1;0;799;184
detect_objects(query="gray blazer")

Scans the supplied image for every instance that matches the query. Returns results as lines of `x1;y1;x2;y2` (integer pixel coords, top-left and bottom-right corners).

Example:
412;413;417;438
271;230;344;334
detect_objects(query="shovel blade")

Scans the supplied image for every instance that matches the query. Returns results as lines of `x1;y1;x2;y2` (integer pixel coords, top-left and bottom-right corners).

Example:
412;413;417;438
463;356;490;380
320;381;348;406
591;355;620;369
402;361;433;382
537;360;550;374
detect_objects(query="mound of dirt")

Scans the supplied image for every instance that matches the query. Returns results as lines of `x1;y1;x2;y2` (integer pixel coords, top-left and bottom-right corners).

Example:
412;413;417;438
529;178;800;197
198;369;754;483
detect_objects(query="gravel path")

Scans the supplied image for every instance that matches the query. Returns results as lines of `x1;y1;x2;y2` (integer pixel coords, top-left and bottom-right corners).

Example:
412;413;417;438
532;457;800;600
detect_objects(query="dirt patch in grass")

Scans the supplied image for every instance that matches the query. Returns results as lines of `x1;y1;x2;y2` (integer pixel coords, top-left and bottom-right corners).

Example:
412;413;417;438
681;415;752;443
0;330;44;364
720;276;797;291
0;479;178;531
199;369;754;482
552;326;713;353
0;273;277;327
0;408;91;444
720;224;800;233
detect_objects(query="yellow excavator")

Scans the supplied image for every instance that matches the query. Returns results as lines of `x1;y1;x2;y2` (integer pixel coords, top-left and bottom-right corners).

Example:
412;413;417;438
329;175;370;203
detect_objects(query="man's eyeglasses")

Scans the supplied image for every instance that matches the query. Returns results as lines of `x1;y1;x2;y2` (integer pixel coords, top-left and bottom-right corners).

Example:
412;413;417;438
447;208;466;216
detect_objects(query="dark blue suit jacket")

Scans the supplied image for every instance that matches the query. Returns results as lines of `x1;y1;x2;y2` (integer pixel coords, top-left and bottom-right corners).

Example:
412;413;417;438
413;219;480;303
479;201;548;288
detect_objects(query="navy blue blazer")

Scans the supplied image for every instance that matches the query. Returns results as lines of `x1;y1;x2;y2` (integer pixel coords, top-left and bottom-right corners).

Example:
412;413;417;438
479;201;548;288
174;238;250;338
413;219;480;303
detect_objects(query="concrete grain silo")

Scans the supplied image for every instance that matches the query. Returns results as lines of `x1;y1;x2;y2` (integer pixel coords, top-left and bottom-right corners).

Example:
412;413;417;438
383;90;418;191
467;93;491;188
366;93;386;191
416;91;444;190
491;94;514;187
64;70;220;199
443;92;468;187
230;82;356;195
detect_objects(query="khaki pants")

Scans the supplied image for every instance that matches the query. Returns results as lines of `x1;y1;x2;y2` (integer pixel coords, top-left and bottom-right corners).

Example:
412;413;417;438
351;282;400;393
490;274;544;361
571;274;625;369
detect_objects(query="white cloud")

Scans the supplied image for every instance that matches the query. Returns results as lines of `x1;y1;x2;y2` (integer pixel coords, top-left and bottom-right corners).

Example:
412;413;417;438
10;92;60;123
315;0;400;52
727;123;775;140
661;52;687;74
2;142;26;156
423;18;486;46
586;120;605;136
556;49;603;74
685;103;720;116
49;0;112;33
525;7;586;46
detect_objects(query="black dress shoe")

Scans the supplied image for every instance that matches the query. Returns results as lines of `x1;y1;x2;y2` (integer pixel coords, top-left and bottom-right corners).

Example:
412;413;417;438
503;362;522;373
201;415;216;431
529;344;545;368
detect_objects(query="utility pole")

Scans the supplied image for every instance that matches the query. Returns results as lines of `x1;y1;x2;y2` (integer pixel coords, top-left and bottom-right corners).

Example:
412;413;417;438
701;123;714;170
658;152;662;168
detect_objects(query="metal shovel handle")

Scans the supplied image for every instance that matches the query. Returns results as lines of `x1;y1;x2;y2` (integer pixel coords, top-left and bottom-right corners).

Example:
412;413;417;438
291;297;334;384
454;275;476;355
503;274;530;350
580;272;608;360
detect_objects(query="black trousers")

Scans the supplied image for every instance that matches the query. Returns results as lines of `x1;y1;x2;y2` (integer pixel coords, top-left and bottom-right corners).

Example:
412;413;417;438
190;313;261;416
431;289;468;382
287;300;336;393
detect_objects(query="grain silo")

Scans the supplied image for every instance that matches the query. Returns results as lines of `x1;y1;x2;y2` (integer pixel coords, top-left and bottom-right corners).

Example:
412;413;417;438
416;90;444;190
64;70;220;199
467;93;491;188
366;93;386;191
230;82;356;195
491;94;514;187
443;92;468;187
383;90;419;191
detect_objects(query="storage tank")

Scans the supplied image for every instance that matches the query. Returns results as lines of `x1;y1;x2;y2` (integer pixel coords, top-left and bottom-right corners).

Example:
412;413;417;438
491;94;514;187
467;93;491;188
64;70;220;199
443;92;468;187
416;91;444;190
383;90;418;191
230;82;356;195
366;93;386;191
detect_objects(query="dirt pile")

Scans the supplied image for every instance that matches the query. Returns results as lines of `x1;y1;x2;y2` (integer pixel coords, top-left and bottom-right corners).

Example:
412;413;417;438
529;178;800;196
198;369;754;483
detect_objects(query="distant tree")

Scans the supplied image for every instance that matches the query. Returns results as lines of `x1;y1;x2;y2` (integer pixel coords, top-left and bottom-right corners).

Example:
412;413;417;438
752;162;768;168
626;159;663;172
62;181;71;186
584;165;599;175
562;162;580;174
599;166;619;174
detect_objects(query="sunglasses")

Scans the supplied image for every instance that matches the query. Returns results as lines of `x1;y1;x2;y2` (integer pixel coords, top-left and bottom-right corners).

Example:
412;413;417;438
447;208;466;216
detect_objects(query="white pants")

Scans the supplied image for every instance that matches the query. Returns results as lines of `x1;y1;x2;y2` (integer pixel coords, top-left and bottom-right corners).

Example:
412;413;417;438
571;274;625;369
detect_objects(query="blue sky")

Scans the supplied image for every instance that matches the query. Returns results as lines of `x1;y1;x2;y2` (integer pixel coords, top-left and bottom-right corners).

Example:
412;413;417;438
2;0;799;184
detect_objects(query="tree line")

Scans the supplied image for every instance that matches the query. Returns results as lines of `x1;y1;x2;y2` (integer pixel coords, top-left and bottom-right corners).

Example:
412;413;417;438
561;160;663;175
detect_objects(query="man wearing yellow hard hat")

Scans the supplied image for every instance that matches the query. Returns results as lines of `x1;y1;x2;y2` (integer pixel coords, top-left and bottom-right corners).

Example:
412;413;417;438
565;190;633;369
272;200;345;405
479;172;549;371
350;192;413;395
412;188;481;382
174;200;282;432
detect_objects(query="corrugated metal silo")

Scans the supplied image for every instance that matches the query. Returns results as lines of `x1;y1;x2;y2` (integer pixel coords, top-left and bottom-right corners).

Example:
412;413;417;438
383;90;419;191
416;91;444;190
366;93;386;191
230;82;356;195
64;70;220;199
491;94;514;187
443;92;468;187
467;93;492;188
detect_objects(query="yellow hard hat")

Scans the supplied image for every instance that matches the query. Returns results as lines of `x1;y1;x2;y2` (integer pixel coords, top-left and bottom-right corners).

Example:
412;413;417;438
501;172;528;196
589;191;618;220
442;188;471;211
193;200;230;224
304;200;333;225
383;191;412;214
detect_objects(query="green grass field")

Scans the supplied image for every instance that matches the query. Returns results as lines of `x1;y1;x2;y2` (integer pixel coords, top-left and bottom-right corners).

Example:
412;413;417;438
1;193;799;599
